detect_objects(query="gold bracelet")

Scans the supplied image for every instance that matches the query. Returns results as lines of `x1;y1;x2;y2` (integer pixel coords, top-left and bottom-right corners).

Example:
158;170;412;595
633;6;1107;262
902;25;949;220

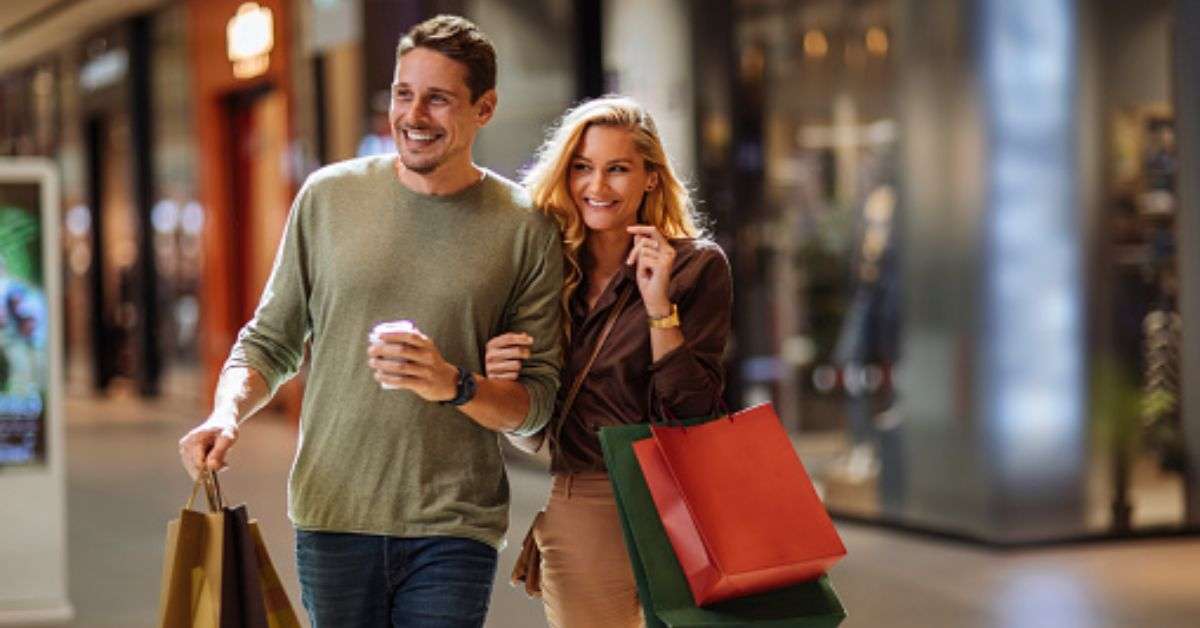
648;304;680;329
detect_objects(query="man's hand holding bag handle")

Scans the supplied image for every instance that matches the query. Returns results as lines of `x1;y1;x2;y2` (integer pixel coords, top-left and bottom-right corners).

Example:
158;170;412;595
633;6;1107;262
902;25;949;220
157;470;301;628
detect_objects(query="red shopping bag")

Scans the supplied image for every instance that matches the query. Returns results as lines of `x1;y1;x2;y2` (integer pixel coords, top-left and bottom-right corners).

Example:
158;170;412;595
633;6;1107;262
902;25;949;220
632;403;846;606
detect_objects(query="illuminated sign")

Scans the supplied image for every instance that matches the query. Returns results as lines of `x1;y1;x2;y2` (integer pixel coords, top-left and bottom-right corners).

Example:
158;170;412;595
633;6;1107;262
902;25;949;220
227;2;274;79
0;164;53;467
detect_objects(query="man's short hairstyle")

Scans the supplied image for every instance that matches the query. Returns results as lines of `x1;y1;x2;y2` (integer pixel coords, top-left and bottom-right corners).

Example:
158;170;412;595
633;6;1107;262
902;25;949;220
396;15;497;103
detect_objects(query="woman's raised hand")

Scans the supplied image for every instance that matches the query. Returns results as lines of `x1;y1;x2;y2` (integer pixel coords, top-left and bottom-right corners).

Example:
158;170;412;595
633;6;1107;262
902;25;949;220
625;224;676;317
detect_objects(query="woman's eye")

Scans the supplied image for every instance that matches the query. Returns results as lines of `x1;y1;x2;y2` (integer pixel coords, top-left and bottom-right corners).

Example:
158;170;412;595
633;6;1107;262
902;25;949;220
571;163;590;172
609;165;629;173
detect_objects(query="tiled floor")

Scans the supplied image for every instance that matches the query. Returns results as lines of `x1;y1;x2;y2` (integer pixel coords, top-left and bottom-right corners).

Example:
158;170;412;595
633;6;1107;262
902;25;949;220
8;380;1200;627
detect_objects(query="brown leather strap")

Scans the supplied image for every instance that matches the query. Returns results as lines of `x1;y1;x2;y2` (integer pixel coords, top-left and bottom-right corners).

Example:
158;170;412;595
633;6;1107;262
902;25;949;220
558;286;633;422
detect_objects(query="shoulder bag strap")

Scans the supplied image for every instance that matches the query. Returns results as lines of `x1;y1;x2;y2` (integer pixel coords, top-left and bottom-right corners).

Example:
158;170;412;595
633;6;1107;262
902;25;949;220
548;286;633;448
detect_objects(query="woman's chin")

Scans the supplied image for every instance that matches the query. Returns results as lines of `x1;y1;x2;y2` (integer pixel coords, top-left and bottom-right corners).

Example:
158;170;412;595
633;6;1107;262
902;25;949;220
581;213;636;236
583;222;627;236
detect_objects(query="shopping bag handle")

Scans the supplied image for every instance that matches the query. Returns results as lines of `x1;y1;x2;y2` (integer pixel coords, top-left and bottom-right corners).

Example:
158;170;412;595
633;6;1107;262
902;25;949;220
648;387;733;430
185;469;226;512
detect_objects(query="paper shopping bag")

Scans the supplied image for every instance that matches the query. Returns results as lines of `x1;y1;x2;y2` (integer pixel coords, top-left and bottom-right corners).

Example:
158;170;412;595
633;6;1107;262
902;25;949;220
601;419;846;627
157;473;300;628
633;403;846;605
246;518;303;626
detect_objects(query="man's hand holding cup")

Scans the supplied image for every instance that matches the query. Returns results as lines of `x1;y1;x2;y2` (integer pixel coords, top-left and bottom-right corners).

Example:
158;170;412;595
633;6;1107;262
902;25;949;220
366;320;460;402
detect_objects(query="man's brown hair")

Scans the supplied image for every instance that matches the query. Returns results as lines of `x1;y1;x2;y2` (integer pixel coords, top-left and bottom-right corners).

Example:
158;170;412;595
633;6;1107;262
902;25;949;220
397;15;497;103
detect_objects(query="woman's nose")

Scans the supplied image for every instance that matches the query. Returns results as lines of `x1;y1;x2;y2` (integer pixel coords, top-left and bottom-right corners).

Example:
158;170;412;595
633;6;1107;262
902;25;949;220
586;172;608;194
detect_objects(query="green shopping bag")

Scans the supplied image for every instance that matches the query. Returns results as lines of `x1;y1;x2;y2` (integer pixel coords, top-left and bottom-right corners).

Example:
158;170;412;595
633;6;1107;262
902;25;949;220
600;419;846;627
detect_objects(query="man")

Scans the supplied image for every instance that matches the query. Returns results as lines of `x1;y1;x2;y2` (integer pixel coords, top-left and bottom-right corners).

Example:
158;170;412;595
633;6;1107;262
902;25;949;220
178;15;563;628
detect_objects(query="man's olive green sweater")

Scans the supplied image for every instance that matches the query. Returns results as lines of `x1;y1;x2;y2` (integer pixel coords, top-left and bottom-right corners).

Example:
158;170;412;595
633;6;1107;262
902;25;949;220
224;155;563;548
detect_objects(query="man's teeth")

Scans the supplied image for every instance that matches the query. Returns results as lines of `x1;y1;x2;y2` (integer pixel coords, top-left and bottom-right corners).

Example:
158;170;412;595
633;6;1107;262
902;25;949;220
406;130;437;141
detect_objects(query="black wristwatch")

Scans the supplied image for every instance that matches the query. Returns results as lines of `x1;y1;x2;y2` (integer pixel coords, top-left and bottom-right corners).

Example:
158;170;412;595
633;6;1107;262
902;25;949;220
440;365;477;407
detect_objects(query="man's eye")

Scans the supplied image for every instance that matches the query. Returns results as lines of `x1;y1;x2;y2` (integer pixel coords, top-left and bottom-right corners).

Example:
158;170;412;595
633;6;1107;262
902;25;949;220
394;91;412;100
430;95;447;104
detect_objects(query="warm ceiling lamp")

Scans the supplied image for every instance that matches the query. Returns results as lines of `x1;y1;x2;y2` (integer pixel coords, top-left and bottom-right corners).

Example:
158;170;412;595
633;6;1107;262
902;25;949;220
804;29;829;58
227;2;275;79
866;26;889;57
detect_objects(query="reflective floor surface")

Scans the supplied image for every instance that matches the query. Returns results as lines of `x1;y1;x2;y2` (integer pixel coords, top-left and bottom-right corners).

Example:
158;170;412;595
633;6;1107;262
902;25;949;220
9;374;1198;627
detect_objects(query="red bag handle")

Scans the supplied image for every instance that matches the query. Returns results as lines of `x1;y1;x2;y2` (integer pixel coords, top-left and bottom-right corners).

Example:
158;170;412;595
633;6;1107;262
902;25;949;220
648;381;733;429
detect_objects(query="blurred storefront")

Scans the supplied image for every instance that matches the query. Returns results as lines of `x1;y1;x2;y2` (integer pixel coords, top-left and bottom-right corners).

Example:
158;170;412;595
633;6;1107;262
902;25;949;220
1;2;201;397
0;0;598;415
0;0;306;412
2;0;1197;543
687;0;1199;543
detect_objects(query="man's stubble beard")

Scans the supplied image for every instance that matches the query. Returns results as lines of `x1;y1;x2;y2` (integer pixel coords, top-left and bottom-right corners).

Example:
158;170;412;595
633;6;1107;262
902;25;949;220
400;154;440;175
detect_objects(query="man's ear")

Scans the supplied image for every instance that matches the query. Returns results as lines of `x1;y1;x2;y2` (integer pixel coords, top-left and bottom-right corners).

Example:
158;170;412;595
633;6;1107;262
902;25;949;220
475;89;498;126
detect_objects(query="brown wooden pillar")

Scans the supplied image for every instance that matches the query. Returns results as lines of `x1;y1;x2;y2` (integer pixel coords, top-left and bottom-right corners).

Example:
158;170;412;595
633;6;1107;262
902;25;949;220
187;0;302;419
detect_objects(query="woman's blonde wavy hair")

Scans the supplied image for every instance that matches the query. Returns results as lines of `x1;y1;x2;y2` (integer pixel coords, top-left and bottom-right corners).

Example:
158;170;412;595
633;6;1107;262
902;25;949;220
522;95;705;342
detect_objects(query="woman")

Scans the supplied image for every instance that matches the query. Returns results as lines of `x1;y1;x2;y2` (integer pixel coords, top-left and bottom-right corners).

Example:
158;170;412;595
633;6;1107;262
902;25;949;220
485;96;732;627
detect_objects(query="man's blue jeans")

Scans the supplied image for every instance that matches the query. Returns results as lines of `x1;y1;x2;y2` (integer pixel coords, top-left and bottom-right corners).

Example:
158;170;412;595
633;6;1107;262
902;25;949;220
295;530;498;628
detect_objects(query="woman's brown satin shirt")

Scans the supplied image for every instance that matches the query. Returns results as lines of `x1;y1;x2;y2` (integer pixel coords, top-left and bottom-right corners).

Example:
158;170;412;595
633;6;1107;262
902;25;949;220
548;239;733;473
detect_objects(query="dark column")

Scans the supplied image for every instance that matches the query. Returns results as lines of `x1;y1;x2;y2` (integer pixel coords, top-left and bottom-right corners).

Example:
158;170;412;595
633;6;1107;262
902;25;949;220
84;116;111;391
362;0;426;121
1173;0;1200;525
729;25;769;417
574;0;604;100
127;15;161;396
689;0;739;406
312;56;329;165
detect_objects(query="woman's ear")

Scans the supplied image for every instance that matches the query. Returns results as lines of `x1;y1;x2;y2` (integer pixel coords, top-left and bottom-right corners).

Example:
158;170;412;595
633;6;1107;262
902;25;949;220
646;170;660;192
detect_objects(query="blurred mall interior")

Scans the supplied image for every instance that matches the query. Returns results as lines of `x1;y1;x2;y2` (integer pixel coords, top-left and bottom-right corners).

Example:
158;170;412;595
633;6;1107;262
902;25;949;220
0;0;1198;625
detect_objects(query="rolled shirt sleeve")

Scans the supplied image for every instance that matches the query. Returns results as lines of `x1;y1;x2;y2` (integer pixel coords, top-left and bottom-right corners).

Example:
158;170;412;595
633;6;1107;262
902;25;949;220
222;186;312;394
505;228;565;436
649;244;733;419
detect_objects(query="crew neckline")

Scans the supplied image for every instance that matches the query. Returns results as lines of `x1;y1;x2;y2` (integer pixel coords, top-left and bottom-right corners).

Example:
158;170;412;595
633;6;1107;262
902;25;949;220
389;155;490;203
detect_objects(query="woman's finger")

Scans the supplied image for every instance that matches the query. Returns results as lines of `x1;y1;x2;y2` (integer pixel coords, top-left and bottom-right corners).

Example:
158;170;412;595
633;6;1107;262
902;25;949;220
487;333;532;350
487;337;533;354
627;224;668;245
485;361;521;377
638;248;662;265
625;243;641;266
486;361;523;379
486;346;532;363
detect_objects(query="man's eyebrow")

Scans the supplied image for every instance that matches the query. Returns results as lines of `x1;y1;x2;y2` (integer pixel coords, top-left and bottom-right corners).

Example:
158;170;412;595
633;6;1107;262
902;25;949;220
389;82;456;96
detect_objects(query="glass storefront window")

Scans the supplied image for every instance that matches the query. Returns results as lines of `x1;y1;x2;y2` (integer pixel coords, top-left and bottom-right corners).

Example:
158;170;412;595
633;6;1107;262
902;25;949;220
716;0;1197;539
731;0;899;517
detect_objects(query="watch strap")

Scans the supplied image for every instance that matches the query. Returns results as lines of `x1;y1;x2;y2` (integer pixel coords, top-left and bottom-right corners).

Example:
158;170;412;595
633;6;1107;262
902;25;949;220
442;364;477;406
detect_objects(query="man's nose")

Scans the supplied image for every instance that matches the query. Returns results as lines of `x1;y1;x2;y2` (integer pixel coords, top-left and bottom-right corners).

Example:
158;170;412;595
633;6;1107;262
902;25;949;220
403;99;431;125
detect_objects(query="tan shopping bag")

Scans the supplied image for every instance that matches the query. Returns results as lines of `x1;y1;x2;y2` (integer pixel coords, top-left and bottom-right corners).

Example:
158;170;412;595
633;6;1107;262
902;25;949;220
157;472;301;628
